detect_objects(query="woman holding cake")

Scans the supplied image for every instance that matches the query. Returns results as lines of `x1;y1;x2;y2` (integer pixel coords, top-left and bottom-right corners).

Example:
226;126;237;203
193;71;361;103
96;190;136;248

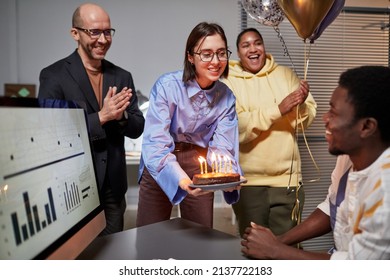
222;28;317;237
136;22;243;228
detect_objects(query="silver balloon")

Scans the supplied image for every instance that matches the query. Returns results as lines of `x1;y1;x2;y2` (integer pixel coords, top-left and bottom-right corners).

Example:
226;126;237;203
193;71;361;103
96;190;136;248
241;0;285;27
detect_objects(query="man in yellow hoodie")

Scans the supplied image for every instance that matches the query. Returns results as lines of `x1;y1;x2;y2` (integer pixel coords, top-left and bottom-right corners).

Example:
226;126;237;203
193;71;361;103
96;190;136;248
222;28;317;237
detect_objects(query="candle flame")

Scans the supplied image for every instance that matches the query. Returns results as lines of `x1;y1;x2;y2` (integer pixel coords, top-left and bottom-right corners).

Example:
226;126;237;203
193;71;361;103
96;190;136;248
206;152;234;174
198;156;205;174
211;152;216;173
199;156;207;174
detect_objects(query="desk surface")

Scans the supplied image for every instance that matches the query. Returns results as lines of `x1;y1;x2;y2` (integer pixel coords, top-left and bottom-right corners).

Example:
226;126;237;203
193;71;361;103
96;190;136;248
77;218;247;260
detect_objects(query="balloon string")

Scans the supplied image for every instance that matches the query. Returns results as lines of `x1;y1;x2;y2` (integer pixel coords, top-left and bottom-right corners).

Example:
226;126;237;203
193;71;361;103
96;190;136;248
303;42;312;80
298;109;321;184
273;26;297;75
301;41;320;183
289;106;321;224
288;42;319;224
287;106;301;224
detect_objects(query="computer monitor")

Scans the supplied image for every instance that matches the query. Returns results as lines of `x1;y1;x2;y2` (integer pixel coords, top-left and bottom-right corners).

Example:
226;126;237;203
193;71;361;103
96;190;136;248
0;97;105;259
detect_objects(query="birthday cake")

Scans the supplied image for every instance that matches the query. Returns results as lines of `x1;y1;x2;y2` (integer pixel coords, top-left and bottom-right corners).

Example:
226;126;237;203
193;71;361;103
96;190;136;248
192;172;240;185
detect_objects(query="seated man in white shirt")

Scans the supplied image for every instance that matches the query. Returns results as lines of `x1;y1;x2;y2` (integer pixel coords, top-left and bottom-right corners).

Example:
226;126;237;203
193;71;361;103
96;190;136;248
241;65;390;260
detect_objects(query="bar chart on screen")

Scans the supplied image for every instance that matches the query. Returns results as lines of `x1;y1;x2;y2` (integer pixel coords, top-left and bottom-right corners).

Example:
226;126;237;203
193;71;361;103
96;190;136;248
0;107;100;259
10;188;57;246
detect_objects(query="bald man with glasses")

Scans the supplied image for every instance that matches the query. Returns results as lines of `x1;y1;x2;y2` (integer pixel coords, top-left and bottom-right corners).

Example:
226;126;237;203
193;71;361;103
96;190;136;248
38;3;144;235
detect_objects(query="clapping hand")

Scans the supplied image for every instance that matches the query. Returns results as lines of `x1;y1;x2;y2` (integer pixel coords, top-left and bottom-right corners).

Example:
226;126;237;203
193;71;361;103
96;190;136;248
99;86;132;124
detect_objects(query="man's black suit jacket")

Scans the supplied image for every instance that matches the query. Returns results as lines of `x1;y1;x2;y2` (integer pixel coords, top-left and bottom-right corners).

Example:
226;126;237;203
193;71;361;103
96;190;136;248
38;50;145;200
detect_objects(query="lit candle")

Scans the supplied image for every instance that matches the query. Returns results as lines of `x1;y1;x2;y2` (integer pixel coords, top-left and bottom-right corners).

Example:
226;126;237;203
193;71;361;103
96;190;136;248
218;154;222;173
215;154;218;173
211;152;216;173
198;156;204;174
224;156;228;173
204;158;208;174
229;158;232;173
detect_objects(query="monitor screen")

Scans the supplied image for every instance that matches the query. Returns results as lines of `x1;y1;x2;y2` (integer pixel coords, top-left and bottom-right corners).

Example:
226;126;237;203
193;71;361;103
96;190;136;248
0;97;105;259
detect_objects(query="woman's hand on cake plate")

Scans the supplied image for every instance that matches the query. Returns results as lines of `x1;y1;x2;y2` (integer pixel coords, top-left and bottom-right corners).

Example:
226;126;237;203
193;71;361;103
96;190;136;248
179;178;213;196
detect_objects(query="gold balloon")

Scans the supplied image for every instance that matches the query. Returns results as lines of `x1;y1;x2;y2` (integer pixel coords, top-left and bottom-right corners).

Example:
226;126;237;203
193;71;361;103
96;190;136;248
277;0;335;40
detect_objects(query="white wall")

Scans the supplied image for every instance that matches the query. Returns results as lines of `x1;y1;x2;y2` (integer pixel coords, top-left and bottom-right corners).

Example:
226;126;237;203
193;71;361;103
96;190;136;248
0;0;240;97
1;0;388;97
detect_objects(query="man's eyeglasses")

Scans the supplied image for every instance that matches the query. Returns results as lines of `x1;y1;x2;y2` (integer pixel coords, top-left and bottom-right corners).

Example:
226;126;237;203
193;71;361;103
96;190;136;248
193;49;232;62
74;27;115;39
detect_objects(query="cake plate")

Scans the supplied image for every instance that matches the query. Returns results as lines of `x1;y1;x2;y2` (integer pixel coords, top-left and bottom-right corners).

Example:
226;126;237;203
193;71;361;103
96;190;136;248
189;178;247;191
